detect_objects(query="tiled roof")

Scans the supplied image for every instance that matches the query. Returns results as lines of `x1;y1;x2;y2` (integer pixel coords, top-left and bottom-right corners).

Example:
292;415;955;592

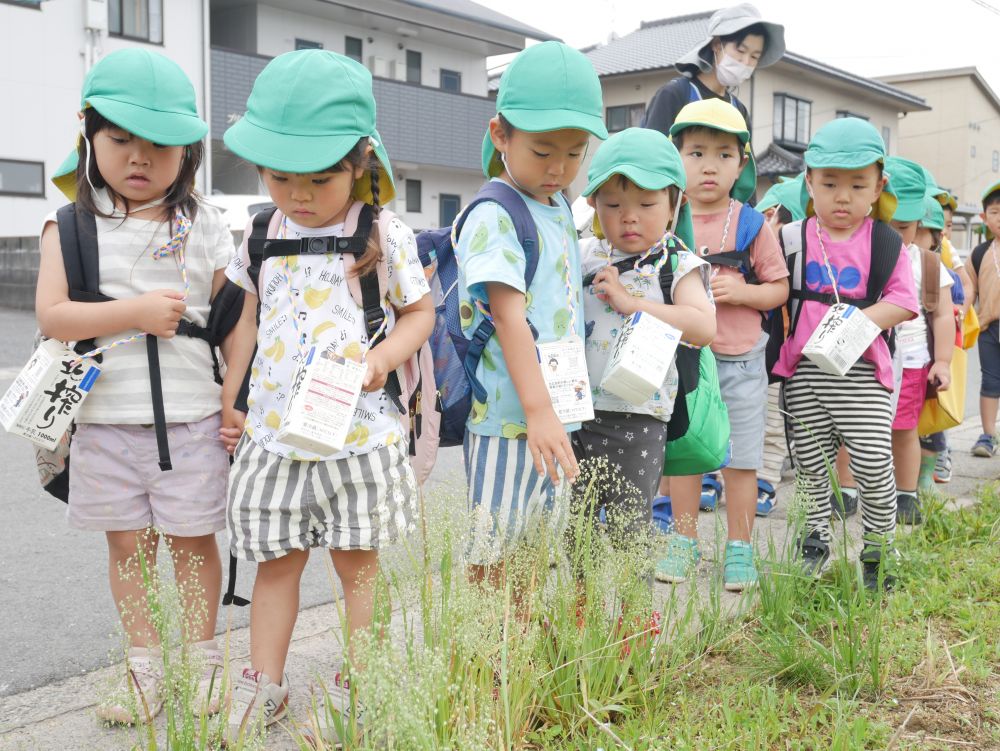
756;143;804;177
401;0;558;42
584;11;927;111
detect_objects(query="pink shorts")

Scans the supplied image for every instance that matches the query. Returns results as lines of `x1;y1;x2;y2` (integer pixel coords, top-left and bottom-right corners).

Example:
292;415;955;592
68;413;229;536
892;366;930;430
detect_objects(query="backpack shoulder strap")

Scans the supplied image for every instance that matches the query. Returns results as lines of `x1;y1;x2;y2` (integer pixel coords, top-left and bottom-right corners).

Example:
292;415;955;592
867;221;904;302
688;81;702;102
971;240;991;276
920;248;940;313
658;245;680;304
735;202;766;254
56;204;109;303
781;220;808;337
246;206;279;284
456;181;541;289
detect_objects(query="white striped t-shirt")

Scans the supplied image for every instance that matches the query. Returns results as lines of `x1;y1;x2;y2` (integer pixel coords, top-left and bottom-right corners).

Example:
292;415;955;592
43;195;235;424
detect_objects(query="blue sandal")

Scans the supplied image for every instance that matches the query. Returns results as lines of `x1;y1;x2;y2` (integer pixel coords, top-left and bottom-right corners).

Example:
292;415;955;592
651;495;673;534
756;479;777;517
699;474;721;512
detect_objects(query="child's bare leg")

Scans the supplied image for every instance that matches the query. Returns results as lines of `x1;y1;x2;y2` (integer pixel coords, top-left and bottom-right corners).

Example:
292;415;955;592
249;549;309;679
836;446;855;488
981;395;998;436
330;549;380;666
165;533;222;643
668;475;701;538
657;476;671;496
892;428;920;490
106;529;160;647
721;467;756;542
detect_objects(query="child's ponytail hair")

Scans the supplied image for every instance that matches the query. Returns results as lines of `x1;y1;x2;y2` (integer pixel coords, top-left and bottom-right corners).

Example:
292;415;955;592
329;137;382;279
75;108;204;222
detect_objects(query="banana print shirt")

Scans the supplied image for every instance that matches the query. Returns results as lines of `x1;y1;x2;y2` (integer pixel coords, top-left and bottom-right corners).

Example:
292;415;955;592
456;180;585;438
225;213;430;461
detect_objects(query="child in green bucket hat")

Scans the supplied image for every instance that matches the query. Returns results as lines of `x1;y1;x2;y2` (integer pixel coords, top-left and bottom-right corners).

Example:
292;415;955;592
37;47;233;725
219;48;434;745
569;127;714;584
656;98;789;592
457;42;606;592
885;158;954;527
772;117;921;590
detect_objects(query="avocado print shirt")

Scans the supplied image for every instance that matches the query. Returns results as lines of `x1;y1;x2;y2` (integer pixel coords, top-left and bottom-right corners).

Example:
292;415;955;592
456;179;585;438
225;212;430;461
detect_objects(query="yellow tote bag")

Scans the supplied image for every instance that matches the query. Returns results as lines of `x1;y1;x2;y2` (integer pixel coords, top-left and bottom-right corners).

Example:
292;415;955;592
918;346;967;434
962;306;980;350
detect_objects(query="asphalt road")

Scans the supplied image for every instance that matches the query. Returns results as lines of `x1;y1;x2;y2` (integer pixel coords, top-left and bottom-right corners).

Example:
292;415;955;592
0;307;985;697
0;308;464;697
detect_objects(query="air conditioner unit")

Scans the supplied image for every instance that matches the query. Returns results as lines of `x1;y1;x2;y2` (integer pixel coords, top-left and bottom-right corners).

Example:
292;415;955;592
389;60;406;82
85;0;108;32
368;55;390;78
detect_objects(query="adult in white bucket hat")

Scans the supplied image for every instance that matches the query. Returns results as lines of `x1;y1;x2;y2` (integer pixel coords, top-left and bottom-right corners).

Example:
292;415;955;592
642;3;785;140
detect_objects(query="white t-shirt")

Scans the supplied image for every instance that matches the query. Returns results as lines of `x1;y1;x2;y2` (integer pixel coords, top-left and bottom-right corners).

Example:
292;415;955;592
580;237;710;421
225;212;430;461
45;192;234;424
897;243;953;369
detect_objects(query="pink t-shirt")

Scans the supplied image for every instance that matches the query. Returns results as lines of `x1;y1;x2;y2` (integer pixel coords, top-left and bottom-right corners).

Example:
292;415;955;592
692;202;789;356
773;217;919;389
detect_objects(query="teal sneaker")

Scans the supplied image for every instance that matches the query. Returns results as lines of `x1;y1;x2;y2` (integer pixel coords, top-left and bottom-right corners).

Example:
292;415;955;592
724;540;758;591
654;534;701;583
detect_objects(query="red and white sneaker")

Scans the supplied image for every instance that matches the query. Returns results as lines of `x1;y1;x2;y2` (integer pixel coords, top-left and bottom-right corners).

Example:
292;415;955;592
191;639;227;717
224;668;289;746
304;671;366;747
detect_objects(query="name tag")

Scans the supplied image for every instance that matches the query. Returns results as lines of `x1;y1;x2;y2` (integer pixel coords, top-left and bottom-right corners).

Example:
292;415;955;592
276;347;367;455
537;335;594;424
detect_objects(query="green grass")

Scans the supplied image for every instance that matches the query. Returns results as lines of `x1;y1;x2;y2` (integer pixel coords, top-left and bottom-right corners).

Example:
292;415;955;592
122;482;1000;750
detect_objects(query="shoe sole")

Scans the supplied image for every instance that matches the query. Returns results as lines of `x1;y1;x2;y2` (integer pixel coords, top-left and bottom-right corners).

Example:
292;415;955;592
97;700;163;726
724;580;757;592
654;572;690;584
972;447;995;457
933;474;951;483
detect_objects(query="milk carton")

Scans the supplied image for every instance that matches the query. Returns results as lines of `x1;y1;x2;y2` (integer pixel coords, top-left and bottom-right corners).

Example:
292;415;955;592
276;347;368;455
0;339;101;451
802;303;881;376
600;311;682;405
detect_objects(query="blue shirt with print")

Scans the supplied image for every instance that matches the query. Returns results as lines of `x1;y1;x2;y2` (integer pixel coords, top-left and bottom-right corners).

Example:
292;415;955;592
456;179;585;438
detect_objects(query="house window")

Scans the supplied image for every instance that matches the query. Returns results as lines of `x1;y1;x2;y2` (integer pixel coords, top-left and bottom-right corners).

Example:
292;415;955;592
0;159;45;197
772;94;811;149
439;194;461;227
440;69;462;93
836;110;869;121
882;126;891;153
406;50;422;85
345;36;363;63
2;0;43;7
295;39;323;50
971;145;977;158
406;179;422;213
994;151;999;173
606;104;645;133
109;0;163;43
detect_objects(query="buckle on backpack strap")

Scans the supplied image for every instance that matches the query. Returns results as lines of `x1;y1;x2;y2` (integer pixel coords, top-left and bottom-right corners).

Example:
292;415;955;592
365;307;386;337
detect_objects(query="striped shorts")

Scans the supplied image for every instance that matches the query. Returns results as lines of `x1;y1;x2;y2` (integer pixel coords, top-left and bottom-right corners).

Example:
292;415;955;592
464;432;566;566
228;435;417;562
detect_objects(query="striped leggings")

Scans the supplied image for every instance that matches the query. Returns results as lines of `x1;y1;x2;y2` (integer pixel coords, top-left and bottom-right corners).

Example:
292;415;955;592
783;360;896;543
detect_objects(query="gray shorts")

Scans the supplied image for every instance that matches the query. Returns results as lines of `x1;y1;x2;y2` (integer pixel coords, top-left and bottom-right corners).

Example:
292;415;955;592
716;349;768;471
68;413;229;536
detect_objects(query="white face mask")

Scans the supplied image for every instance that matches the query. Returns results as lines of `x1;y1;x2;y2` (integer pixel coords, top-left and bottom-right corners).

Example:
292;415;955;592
715;52;755;88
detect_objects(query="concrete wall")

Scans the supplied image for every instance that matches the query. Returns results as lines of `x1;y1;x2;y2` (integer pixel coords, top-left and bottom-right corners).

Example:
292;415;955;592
0;237;39;311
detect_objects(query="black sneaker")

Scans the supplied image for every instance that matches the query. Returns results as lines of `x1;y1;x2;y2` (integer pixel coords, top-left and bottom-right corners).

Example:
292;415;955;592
860;545;897;592
896;493;923;525
830;490;858;520
797;532;831;577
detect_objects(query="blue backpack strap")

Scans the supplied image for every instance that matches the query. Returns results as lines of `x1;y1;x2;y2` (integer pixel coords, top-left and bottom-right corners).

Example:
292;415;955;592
703;203;766;283
688;81;702;102
454;181;541;404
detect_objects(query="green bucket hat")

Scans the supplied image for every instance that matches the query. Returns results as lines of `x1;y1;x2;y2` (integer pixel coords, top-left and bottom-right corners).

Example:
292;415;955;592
52;48;208;200
922;166;957;211
580;127;694;249
669;99;757;202
224;49;395;204
803;117;895;222
919;195;945;231
982;179;1000;205
885;156;928;223
757;173;806;222
483;41;607;178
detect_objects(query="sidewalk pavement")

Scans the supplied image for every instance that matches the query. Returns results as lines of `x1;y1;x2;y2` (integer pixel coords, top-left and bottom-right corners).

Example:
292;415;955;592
1;420;996;751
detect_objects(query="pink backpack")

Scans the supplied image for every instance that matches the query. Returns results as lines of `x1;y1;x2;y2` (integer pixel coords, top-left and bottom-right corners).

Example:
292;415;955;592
244;201;440;484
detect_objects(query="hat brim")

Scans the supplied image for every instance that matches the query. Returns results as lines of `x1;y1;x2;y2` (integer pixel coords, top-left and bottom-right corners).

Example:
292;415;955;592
892;197;926;223
982;180;1000;203
674;18;786;74
52;148;79;201
803;149;884;172
481;108;608;177
224;119;395;203
582;164;682;197
87;96;207;146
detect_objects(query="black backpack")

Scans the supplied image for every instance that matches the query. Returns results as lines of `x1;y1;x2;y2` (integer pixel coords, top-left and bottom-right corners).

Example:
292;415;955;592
764;219;903;382
54;203;250;606
970;240;992;276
